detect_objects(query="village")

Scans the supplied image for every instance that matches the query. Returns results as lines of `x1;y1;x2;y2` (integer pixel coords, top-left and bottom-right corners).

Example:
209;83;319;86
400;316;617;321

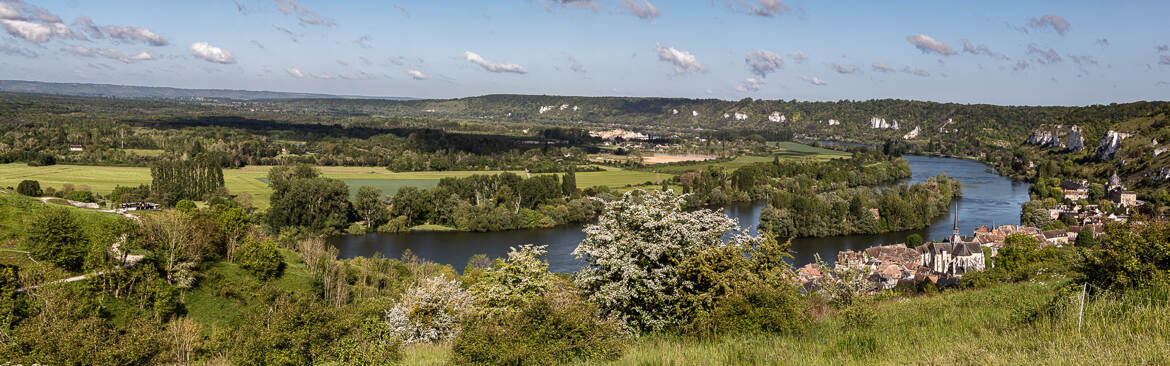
797;172;1143;292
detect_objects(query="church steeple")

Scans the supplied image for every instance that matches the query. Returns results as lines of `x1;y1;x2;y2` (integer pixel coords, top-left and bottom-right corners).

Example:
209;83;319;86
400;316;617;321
951;202;961;243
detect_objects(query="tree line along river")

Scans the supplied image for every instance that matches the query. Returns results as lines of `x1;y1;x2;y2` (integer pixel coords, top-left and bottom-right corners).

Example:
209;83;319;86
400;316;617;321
328;155;1031;272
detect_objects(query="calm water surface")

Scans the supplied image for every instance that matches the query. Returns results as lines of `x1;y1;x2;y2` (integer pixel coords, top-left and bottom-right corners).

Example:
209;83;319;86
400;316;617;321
329;155;1030;272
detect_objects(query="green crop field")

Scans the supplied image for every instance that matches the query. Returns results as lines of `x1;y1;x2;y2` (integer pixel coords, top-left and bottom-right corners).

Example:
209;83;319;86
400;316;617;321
635;142;850;175
770;141;852;158
122;149;165;157
0;164;664;208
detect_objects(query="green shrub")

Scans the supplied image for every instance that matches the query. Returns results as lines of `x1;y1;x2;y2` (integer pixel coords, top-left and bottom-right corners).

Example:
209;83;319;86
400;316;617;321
16;180;41;197
376;215;410;233
345;222;367;235
26;207;87;271
687;285;808;337
839;304;877;329
65;190;95;203
236;236;283;280
451;294;628;365
175;199;196;213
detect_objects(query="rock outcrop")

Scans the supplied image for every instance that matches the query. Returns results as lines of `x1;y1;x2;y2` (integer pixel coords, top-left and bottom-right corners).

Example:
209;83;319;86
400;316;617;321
1094;130;1128;161
1148;167;1170;181
1067;125;1085;151
903;126;921;140
869;117;899;129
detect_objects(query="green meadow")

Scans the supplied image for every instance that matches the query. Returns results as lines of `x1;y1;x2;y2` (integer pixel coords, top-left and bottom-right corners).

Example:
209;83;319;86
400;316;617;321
0;164;664;208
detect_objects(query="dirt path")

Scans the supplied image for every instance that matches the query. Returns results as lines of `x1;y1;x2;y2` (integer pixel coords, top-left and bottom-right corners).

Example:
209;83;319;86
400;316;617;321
14;197;146;292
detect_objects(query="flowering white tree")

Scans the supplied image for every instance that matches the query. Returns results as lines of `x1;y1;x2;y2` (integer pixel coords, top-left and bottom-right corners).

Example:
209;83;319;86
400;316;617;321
385;275;474;344
470;244;553;316
572;189;762;332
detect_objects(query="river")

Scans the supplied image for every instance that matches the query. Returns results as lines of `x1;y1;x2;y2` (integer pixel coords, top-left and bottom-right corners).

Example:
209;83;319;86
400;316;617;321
329;155;1031;272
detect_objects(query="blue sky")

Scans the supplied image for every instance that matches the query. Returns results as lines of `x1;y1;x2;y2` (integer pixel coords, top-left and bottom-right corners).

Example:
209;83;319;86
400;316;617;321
0;0;1168;105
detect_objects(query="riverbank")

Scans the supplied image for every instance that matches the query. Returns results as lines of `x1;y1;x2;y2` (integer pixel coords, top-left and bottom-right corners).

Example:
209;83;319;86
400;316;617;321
330;155;1030;272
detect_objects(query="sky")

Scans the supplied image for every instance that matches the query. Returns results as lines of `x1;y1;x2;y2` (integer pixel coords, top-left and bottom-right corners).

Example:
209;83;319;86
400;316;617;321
0;0;1168;105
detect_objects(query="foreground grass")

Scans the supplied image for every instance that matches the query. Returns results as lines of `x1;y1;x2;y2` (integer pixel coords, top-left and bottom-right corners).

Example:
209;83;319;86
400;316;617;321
398;280;1170;365
0;163;662;209
184;248;317;328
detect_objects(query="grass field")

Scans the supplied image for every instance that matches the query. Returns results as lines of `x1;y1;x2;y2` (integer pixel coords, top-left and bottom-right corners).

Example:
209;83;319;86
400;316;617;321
184;248;316;328
123;149;164;157
636;142;850;175
397;280;1170;365
0;163;663;209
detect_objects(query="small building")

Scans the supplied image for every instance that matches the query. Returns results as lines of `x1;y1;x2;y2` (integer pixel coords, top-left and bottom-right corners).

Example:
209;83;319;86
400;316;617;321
68;145;84;152
118;201;161;211
1110;189;1139;207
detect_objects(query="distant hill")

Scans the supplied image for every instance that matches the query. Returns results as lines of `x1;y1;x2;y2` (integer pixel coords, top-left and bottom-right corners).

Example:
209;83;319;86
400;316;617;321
0;80;415;101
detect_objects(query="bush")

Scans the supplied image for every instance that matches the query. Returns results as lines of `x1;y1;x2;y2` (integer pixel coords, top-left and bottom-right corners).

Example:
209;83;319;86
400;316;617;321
1081;221;1170;290
236;236;284;280
839;304;877;329
469;244;552;316
573;190;758;332
451;294;628;365
376;215;410;233
345;222;367;235
175;199;196;214
385;275;473;344
687;285;808;337
16;180;42;196
26;207;87;271
66;190;95;203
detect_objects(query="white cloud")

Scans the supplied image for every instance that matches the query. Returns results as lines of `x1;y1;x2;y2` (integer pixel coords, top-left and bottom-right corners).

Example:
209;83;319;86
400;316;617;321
725;0;789;17
103;25;167;46
0;19;51;43
787;50;807;63
275;0;335;26
802;76;826;86
902;66;930;77
189;42;236;64
961;39;994;56
339;71;377;80
1026;14;1070;36
1026;43;1062;65
0;2;19;19
655;42;704;73
72;16;103;39
356;34;372;49
463;51;527;74
906;34;956;56
48;22;84;40
622;0;660;20
68;46;155;63
871;62;895;73
407;69;427;80
832;63;857;74
539;0;598;11
286;68;305;78
745;49;783;78
735;78;764;92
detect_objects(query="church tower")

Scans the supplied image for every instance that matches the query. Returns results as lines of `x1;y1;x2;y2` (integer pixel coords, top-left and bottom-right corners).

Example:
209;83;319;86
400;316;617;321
950;203;961;244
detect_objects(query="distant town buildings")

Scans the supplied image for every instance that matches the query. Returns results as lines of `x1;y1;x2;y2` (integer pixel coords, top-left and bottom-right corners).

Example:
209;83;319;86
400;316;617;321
589;129;648;141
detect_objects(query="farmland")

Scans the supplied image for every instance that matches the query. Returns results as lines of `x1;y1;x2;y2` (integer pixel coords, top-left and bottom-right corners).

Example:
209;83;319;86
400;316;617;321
0;163;665;208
